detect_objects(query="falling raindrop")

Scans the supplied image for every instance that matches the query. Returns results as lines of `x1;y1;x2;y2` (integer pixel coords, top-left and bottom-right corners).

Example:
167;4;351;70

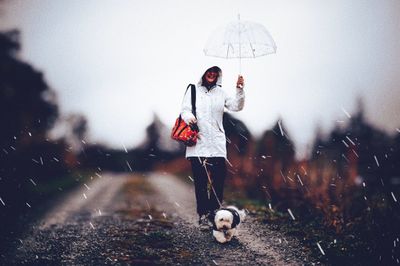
122;143;128;153
287;209;295;220
0;197;5;206
296;175;304;186
342;140;349;148
233;144;240;152
352;149;359;158
126;161;133;172
280;170;287;183
341;154;349;163
89;222;95;229
374;155;380;167
225;158;233;167
29;179;37;186
341;107;351;118
317;242;326;255
301;166;307;175
239;133;248;140
346;136;356;146
391;192;397;202
278;120;284;136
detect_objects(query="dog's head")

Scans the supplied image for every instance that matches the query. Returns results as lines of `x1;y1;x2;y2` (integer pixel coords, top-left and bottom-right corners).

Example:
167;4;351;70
214;209;234;231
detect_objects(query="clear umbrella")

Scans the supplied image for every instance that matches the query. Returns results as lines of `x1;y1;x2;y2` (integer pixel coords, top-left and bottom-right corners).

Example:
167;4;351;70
204;15;277;73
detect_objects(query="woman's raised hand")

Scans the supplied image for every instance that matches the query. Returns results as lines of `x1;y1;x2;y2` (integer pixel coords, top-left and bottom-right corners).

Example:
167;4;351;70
236;75;244;89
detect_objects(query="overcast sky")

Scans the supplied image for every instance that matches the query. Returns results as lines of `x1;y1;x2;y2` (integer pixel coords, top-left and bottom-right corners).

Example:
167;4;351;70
1;0;400;158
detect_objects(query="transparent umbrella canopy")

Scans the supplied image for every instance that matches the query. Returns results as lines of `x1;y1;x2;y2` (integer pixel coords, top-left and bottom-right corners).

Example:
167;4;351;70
204;15;277;73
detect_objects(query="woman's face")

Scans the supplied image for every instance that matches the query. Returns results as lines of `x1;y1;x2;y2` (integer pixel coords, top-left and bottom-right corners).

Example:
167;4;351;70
205;71;218;84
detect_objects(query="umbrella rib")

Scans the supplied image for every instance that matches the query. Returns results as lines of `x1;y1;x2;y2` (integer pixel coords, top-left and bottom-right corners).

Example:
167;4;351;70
249;42;256;58
204;20;276;59
227;43;232;59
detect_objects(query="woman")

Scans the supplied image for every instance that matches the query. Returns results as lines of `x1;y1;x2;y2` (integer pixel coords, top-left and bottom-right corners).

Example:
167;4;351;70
180;66;245;229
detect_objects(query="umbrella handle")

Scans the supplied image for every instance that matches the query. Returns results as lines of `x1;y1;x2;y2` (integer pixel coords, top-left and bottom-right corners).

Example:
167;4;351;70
239;56;241;75
238;13;242;75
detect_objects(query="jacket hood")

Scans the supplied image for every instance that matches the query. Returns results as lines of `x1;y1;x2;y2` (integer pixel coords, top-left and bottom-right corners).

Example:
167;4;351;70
197;66;222;89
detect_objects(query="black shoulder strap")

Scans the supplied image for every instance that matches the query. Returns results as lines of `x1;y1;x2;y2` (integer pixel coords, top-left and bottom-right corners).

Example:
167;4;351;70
190;84;196;118
184;84;196;118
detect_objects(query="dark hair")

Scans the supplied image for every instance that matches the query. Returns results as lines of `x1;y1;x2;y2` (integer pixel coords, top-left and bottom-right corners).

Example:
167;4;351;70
201;66;221;88
206;66;221;74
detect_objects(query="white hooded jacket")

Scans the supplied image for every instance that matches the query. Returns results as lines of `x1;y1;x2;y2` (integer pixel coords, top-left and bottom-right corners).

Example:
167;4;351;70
180;67;245;158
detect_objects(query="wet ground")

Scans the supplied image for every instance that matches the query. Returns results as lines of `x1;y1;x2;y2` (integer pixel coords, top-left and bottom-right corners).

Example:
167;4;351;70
1;172;320;265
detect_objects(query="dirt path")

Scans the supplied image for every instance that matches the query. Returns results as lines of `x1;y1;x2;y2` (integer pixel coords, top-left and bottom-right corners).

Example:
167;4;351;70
2;172;318;265
148;172;315;265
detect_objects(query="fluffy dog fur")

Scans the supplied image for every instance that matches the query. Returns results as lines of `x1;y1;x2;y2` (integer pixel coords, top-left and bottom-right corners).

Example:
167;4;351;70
212;206;246;243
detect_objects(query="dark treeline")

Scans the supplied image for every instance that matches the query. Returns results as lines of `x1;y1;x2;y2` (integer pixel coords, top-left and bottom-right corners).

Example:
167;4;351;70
216;102;400;264
0;30;72;245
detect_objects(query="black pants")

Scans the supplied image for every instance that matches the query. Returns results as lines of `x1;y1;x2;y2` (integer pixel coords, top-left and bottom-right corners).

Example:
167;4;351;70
188;157;226;216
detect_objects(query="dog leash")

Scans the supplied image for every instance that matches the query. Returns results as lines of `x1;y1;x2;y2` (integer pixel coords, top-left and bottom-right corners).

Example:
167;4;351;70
202;158;223;208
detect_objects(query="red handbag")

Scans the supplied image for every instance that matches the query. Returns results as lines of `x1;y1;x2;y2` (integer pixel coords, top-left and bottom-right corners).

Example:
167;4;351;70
171;84;199;146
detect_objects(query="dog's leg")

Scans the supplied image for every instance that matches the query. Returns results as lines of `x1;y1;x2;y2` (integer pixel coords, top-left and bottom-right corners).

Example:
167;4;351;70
213;230;227;243
225;230;234;241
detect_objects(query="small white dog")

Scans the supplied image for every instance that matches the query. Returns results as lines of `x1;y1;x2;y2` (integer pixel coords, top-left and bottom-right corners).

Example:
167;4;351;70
212;206;246;243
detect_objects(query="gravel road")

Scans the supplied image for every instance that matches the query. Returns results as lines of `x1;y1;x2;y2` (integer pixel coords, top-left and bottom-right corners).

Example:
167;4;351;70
1;172;319;265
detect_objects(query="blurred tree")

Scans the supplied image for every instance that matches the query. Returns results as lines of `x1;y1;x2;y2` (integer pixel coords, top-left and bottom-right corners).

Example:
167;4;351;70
223;112;252;155
257;119;295;170
0;29;64;241
222;112;255;190
254;119;296;202
50;114;88;153
0;30;58;148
